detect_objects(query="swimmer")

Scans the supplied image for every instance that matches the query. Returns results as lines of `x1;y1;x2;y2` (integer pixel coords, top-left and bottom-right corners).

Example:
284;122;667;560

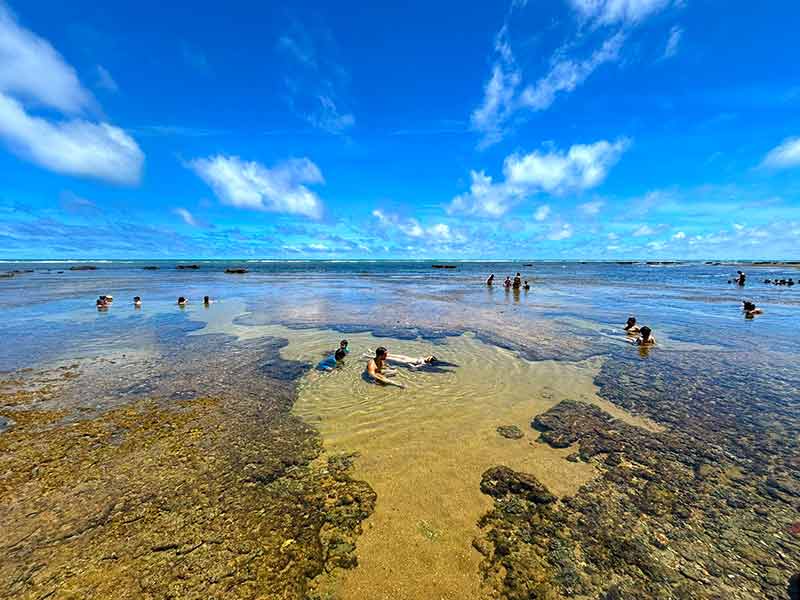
513;272;522;289
133;296;142;307
203;295;211;305
503;276;512;288
385;352;438;370
742;300;763;318
523;280;530;291
366;347;404;388
96;298;108;310
318;348;347;371
486;273;495;286
339;339;350;354
177;296;188;306
736;270;746;286
624;316;640;335
633;326;656;346
99;295;113;304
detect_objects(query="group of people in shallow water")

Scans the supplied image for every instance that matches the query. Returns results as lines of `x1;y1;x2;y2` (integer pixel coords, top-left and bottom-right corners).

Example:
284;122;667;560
316;339;439;389
764;277;795;287
623;316;656;346
486;272;530;291
96;295;213;310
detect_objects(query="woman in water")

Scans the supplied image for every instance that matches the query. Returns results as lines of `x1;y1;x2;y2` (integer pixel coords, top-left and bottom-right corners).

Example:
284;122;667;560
503;276;512;288
486;274;495;286
624;316;640;335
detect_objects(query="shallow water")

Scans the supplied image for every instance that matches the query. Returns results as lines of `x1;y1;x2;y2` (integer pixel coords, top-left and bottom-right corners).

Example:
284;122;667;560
1;260;799;598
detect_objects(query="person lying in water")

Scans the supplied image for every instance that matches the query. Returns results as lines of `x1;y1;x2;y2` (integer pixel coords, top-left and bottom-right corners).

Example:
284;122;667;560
385;352;438;370
365;347;404;388
624;316;640;335
742;300;763;318
633;325;656;346
318;348;347;371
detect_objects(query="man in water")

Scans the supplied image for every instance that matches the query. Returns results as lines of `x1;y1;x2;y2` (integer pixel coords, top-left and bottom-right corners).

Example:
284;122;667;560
366;347;404;387
513;272;522;289
486;274;495;286
634;326;656;346
736;270;746;286
318;348;347;371
742;300;763;318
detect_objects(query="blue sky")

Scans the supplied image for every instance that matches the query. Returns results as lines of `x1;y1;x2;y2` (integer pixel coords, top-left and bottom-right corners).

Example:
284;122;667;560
1;0;799;259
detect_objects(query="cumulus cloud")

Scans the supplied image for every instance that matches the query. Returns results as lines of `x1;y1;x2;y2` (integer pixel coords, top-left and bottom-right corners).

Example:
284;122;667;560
449;139;629;217
0;5;92;113
663;26;683;58
547;223;573;240
0;93;143;184
0;6;143;184
189;155;325;219
761;137;800;169
633;224;656;236
372;209;461;242
672;230;686;239
568;0;674;26
534;204;551;221
578;200;604;215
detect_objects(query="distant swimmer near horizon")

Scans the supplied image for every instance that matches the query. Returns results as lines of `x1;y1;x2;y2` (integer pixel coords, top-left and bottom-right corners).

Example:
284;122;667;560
633;325;656;346
365;347;404;388
624;316;640;335
742;300;763;318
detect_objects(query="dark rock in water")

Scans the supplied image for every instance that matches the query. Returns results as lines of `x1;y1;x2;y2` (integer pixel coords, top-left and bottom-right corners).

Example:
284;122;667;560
225;268;248;274
142;266;160;270
496;425;524;439
431;264;457;269
480;466;556;504
68;265;96;271
176;264;199;269
0;272;14;279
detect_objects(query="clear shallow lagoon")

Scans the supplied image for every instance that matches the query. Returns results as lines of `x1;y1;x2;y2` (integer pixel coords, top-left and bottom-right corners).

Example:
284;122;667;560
1;259;799;598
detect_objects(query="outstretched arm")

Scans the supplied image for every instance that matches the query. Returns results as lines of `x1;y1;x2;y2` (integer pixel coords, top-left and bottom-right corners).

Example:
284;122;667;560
367;360;405;387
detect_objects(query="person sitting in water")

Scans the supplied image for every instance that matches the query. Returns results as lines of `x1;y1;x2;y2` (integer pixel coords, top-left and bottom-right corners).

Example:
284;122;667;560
634;325;656;346
339;339;350;354
133;296;142;307
318;348;347;371
523;280;530;291
177;296;188;306
624;316;640;335
512;273;522;289
366;347;404;388
742;300;763;318
503;276;512;288
486;273;495;286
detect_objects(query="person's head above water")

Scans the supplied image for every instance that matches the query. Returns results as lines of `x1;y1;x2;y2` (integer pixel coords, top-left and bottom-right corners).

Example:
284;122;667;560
639;326;652;339
340;339;348;349
334;348;347;361
625;316;637;330
375;347;387;359
742;300;756;311
203;295;210;304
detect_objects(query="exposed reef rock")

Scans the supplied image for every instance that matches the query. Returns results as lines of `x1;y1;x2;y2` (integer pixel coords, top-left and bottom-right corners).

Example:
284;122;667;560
496;425;524;439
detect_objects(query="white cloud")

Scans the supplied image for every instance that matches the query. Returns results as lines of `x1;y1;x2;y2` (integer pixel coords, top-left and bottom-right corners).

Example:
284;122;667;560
95;65;118;92
761;137;800;169
0;5;92;113
633;224;655;236
671;230;686;239
0;93;143;184
504;138;630;194
568;0;674;26
173;208;198;227
449;139;628;217
534;204;551;221
0;6;143;184
732;223;744;231
372;209;460;242
578;199;605;215
663;26;683;58
607;232;619;240
647;240;667;250
189;155;324;219
547;223;573;240
519;32;625;112
306;95;355;134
